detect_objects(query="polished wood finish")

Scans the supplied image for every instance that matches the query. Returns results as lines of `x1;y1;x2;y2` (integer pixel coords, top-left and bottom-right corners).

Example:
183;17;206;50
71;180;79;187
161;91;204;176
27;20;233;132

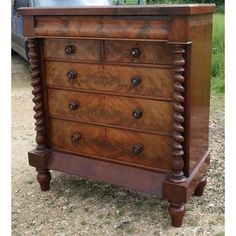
44;39;101;61
184;15;213;176
194;175;207;196
36;169;51;191
46;150;167;196
18;5;215;16
47;89;172;133
49;118;172;171
45;61;173;99
28;38;46;151
170;44;186;183
168;203;185;227
20;5;215;227
104;41;172;64
33;16;169;40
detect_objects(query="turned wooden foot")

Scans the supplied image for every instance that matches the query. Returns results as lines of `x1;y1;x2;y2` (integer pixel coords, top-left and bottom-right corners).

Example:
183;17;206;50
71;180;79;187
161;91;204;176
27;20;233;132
168;203;185;227
194;175;207;196
36;169;51;191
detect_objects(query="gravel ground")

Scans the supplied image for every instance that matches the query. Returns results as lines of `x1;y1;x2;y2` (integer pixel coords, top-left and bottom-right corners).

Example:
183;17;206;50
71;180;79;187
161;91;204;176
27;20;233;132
12;54;224;236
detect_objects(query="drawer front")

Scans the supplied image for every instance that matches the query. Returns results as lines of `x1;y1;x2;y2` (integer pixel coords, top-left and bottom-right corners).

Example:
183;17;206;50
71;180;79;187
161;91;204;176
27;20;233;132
47;89;172;134
50;119;172;171
104;41;172;65
34;16;169;40
46;61;173;99
44;39;101;61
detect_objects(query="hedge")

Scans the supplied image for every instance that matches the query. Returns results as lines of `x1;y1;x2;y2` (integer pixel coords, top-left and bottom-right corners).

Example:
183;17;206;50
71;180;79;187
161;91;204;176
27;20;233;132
146;0;224;6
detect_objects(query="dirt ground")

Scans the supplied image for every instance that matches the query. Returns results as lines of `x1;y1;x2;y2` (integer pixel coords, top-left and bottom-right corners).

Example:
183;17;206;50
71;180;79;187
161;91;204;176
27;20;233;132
12;54;225;236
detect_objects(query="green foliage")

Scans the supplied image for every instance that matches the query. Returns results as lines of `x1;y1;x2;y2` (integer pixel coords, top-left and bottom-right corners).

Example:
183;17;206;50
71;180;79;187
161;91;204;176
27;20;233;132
146;0;224;6
211;13;224;94
118;0;225;12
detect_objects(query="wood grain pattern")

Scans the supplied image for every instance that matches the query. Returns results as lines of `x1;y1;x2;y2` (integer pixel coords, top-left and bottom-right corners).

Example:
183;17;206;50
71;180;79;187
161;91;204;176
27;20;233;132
19;5;215;227
168;203;185;227
163;150;210;204
104;40;173;65
36;169;51;191
45;61;173;99
47;150;168;196
33;16;169;40
194;175;207;196
50;118;172;171
170;44;186;183
18;5;216;17
28;38;47;151
47;89;172;134
184;14;213;176
44;38;101;61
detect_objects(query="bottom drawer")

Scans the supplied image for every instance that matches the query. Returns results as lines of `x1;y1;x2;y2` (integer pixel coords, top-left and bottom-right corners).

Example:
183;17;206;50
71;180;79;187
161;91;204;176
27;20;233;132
50;119;172;171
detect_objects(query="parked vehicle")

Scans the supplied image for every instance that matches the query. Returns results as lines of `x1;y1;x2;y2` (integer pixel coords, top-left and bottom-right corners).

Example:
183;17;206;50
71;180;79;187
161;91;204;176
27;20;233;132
12;0;113;60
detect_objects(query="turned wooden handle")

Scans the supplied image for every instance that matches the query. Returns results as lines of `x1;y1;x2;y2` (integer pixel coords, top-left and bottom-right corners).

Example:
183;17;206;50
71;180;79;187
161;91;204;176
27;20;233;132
71;132;81;143
132;144;143;155
131;76;142;86
132;108;143;119
65;45;75;54
68;101;79;110
130;47;141;57
67;70;77;80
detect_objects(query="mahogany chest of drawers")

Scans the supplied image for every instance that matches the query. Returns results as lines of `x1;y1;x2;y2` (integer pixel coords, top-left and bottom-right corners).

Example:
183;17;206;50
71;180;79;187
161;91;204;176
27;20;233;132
19;4;215;227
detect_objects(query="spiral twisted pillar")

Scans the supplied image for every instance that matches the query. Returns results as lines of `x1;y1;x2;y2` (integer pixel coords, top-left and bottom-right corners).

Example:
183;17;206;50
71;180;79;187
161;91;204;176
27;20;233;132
170;44;186;183
28;38;46;152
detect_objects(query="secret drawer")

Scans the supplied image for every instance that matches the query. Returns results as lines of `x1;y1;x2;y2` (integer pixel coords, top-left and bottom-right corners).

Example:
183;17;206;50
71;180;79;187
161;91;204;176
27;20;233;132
104;40;172;65
47;89;172;134
50;118;172;171
44;38;101;61
45;61;173;99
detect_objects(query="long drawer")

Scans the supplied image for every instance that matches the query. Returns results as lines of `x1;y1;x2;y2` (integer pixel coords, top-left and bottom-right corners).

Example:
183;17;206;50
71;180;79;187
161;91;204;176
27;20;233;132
34;15;169;40
49;118;172;171
47;89;172;134
45;61;173;99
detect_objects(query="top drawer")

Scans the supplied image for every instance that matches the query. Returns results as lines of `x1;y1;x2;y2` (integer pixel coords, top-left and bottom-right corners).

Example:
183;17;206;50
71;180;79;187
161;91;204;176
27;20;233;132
33;16;169;40
104;41;173;65
44;38;101;61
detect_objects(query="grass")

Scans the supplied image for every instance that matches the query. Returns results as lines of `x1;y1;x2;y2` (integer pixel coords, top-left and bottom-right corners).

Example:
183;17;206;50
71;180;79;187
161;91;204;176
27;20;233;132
211;13;224;94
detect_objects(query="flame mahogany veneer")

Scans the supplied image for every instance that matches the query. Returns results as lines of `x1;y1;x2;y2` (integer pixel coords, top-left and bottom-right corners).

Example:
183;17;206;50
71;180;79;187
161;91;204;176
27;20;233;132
19;4;215;227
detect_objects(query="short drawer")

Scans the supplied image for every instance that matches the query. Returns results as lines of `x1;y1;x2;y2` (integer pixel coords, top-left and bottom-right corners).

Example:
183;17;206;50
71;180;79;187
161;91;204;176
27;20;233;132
45;61;173;99
44;38;101;61
104;40;172;65
50;118;172;171
47;89;172;134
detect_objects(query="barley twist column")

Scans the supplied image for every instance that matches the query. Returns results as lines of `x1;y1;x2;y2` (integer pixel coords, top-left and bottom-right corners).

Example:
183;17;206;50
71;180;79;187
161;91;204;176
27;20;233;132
170;44;186;183
28;38;51;191
28;38;46;152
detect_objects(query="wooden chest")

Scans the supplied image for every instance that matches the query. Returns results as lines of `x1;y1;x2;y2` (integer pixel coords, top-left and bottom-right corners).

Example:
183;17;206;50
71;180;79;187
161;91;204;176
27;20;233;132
19;4;215;227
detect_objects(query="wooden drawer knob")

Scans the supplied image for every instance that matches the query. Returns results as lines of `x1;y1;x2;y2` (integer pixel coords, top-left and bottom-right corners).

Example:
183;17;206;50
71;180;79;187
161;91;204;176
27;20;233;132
132;108;143;119
68;101;79;110
130;48;141;57
131;76;142;86
132;144;143;155
71;132;81;143
65;45;75;54
67;70;77;80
